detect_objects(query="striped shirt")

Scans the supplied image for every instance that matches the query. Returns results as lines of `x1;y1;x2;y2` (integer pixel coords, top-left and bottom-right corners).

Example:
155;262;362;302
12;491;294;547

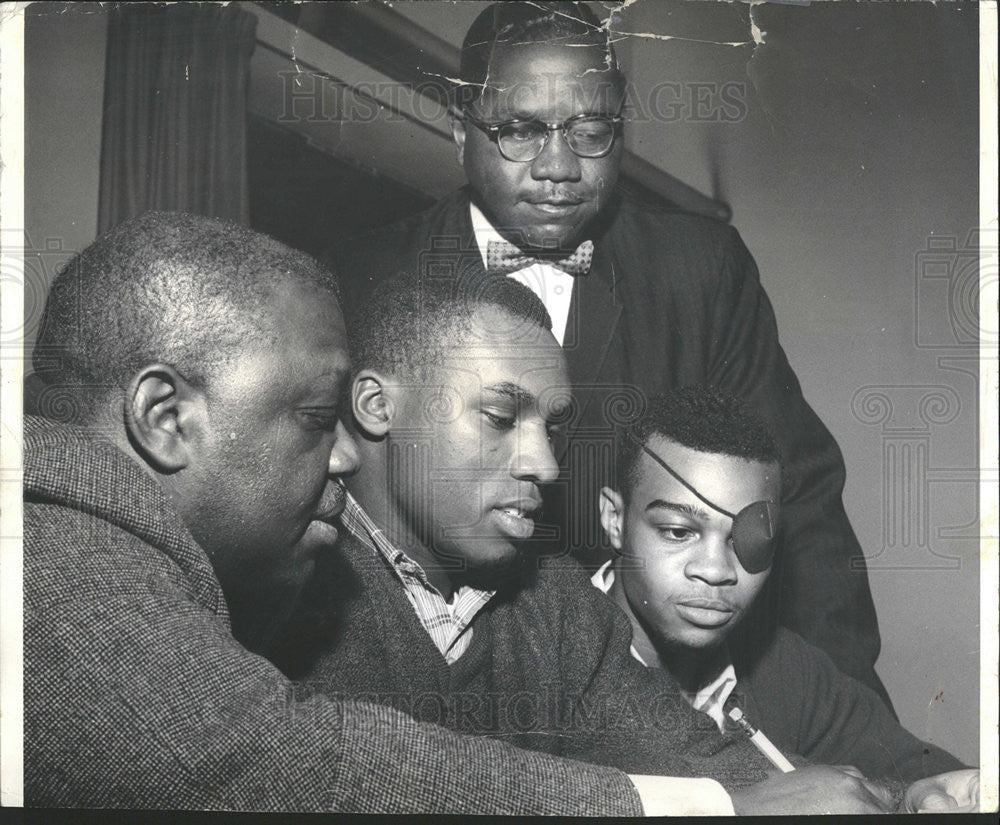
340;490;494;664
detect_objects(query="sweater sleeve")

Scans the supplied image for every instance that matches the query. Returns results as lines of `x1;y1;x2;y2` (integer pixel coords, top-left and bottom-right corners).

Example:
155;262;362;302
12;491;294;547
24;504;643;815
741;629;966;783
706;226;891;709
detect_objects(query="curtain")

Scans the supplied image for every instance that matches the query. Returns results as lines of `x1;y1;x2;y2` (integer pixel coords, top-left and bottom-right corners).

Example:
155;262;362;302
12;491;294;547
98;3;257;232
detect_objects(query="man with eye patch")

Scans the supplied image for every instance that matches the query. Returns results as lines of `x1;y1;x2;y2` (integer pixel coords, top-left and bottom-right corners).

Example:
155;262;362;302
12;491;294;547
594;387;977;812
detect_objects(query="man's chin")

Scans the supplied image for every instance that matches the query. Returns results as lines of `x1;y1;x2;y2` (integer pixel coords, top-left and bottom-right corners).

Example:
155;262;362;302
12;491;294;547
283;523;339;582
455;544;524;590
301;518;341;548
666;628;731;653
520;225;587;253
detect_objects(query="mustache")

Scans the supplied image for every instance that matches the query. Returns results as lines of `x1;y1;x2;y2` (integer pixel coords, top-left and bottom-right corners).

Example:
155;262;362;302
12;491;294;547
314;482;348;522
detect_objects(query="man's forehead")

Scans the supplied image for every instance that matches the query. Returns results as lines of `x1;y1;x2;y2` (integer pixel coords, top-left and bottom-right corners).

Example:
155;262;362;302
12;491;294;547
634;438;780;507
442;333;566;378
487;35;614;72
215;339;350;403
270;281;347;342
463;305;558;344
479;41;623;110
303;348;352;382
432;337;568;405
437;343;566;380
216;284;349;391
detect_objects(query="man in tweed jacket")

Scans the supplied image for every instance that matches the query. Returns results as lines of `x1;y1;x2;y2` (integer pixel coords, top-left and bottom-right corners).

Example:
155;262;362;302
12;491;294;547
23;211;696;814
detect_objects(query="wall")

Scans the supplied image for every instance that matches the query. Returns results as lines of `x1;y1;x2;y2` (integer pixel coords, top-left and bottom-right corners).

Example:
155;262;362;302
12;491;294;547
23;3;107;359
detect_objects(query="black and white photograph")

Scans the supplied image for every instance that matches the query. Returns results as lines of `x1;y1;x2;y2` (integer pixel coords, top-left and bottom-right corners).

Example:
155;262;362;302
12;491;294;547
1;0;996;817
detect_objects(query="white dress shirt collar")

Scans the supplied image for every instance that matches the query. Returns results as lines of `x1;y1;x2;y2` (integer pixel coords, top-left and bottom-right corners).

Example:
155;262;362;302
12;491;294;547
469;202;576;346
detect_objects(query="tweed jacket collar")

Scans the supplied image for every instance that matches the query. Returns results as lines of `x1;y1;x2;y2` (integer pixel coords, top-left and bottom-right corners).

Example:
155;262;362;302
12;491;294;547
23;415;228;619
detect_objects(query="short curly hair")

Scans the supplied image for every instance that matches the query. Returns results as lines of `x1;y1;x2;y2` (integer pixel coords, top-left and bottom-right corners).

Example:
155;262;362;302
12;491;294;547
454;1;625;110
616;387;781;500
33;211;338;420
348;274;552;379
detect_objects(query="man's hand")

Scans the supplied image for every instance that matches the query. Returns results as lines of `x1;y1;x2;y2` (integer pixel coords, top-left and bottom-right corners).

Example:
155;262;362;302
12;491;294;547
729;765;895;815
903;768;980;813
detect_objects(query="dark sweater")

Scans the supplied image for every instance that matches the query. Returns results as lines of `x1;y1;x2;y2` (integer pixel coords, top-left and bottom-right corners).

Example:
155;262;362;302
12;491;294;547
23;416;647;814
281;532;772;790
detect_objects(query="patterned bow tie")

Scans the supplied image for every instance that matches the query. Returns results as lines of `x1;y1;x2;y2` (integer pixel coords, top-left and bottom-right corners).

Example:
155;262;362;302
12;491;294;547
486;238;595;277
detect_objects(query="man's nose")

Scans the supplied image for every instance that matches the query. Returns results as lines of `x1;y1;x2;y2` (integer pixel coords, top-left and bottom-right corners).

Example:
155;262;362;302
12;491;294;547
510;425;560;485
328;420;361;477
684;533;739;586
530;128;582;183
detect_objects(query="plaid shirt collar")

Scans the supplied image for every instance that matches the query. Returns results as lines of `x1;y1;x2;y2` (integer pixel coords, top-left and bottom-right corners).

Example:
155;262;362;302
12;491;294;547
340;489;495;664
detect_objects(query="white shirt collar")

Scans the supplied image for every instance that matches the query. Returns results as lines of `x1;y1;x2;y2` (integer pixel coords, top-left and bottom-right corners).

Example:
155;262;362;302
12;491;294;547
591;560;649;666
469;201;506;268
468;201;576;346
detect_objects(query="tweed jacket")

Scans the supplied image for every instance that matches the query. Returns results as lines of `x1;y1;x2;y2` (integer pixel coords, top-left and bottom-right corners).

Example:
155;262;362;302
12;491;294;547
22;416;646;814
272;531;772;790
332;187;889;706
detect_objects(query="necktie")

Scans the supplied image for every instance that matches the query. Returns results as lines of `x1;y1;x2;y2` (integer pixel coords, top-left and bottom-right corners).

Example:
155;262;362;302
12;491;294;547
486;238;594;277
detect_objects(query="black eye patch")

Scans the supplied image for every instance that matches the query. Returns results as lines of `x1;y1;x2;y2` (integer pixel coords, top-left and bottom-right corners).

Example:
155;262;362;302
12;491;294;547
633;437;779;573
729;499;779;573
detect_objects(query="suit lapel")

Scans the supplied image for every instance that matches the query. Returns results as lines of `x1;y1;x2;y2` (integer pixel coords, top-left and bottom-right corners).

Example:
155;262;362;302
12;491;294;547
562;233;625;429
435;188;487;282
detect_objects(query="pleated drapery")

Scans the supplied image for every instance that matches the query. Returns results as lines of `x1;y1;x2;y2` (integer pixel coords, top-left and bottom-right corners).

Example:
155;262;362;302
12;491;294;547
98;4;257;232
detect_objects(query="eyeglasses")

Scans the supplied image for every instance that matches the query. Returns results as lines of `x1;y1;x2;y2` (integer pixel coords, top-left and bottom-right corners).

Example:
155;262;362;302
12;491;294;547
461;111;623;162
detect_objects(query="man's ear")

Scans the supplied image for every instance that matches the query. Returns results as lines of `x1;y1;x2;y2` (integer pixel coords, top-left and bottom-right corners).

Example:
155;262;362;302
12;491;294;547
124;364;205;473
599;486;626;550
352;369;396;438
448;105;467;166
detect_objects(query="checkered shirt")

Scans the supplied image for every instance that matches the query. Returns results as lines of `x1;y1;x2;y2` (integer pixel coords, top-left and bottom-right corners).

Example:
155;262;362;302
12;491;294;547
340;490;494;664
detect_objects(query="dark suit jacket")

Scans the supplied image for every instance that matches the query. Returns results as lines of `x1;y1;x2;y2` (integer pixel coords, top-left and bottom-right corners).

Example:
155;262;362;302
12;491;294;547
22;415;644;814
332;186;891;708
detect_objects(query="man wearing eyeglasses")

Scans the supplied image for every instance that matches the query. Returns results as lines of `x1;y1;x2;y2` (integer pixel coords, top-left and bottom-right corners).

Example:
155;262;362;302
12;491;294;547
332;1;891;711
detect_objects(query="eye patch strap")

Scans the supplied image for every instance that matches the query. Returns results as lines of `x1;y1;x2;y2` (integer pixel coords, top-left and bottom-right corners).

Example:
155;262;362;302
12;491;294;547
624;430;777;574
624;430;737;519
